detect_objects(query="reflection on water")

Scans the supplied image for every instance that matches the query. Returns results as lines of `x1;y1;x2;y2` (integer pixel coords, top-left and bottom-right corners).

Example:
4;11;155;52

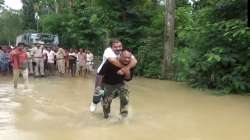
0;83;17;132
0;76;250;140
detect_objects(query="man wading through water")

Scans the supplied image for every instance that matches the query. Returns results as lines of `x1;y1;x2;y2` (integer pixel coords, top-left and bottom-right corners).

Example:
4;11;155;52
98;49;135;119
10;43;29;89
89;39;137;112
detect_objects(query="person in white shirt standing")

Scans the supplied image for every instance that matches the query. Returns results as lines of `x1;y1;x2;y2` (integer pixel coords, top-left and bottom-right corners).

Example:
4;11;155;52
43;47;49;76
26;47;34;75
32;41;45;77
78;48;87;77
47;47;56;76
56;47;66;76
86;50;94;74
68;48;77;77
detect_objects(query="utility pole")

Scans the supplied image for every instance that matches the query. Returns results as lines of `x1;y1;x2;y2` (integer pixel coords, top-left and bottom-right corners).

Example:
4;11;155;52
162;0;176;79
35;12;40;32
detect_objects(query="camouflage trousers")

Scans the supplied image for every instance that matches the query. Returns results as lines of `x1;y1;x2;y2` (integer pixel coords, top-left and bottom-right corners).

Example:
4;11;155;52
102;83;129;118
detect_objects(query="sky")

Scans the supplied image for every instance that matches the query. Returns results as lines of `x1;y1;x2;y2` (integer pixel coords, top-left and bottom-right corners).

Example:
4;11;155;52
4;0;23;10
3;0;194;10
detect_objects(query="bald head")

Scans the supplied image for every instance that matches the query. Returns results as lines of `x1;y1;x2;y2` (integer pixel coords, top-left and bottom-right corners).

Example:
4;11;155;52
119;49;132;65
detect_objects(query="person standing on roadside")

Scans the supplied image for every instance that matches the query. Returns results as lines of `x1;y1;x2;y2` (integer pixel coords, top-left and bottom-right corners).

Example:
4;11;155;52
77;48;87;77
68;48;77;77
86;50;94;74
56;47;66;76
32;41;45;77
47;47;56;76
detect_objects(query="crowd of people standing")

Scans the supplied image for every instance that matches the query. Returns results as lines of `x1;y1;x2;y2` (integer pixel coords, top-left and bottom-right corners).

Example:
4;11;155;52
0;42;94;78
0;45;12;75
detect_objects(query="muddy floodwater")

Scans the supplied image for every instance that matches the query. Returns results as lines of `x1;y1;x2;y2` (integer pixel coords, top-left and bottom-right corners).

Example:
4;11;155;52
0;76;250;140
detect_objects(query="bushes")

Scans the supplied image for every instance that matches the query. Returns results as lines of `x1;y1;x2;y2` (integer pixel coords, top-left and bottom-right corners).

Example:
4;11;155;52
174;0;250;93
137;33;164;78
172;47;193;81
189;20;250;93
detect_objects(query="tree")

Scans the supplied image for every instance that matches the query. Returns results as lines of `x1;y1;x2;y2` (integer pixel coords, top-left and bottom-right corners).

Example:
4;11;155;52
0;0;4;10
162;0;175;79
0;0;4;5
176;0;189;7
38;0;73;14
173;0;250;93
22;0;39;30
0;10;24;44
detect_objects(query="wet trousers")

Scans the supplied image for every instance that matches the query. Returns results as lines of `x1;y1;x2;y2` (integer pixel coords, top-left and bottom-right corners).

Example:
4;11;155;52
48;63;55;75
92;74;103;104
34;58;44;76
13;68;29;88
28;59;33;74
57;59;65;74
102;83;129;118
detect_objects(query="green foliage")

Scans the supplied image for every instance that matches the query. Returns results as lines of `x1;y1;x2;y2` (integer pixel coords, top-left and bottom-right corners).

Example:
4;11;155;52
66;0;108;54
137;28;164;78
0;0;4;6
41;13;63;34
174;0;250;93
0;0;4;10
172;47;194;81
22;0;39;30
176;0;190;7
0;10;24;44
189;19;250;93
175;6;193;48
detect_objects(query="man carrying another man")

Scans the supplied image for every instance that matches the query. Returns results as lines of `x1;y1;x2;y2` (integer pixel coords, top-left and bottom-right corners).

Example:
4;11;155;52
89;39;137;113
98;49;135;119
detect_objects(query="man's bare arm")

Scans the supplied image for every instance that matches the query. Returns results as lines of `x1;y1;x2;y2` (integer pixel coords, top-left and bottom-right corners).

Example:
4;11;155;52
108;55;137;69
108;57;124;68
124;71;131;80
108;55;137;76
125;56;137;69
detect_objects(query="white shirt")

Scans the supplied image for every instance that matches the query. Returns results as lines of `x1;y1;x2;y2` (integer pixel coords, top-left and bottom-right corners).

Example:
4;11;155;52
87;53;93;62
47;50;55;63
69;52;77;57
26;51;31;58
43;49;48;60
78;52;86;65
32;46;43;58
97;47;117;73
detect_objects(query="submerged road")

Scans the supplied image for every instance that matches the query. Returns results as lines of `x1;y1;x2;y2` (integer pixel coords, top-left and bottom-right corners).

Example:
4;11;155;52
0;76;250;140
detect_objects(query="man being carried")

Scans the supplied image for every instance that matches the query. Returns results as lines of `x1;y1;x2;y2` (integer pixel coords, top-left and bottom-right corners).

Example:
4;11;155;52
89;39;137;112
98;49;135;119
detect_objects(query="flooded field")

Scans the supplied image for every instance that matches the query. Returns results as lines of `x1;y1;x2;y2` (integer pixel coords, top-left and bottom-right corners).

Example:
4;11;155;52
0;76;250;140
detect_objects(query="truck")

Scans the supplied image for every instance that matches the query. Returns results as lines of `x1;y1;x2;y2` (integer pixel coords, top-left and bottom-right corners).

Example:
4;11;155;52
16;33;59;47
